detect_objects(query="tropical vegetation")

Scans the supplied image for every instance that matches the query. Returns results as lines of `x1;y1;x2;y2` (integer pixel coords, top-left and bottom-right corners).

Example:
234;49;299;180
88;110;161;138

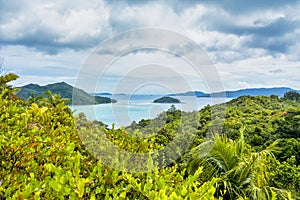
1;73;299;199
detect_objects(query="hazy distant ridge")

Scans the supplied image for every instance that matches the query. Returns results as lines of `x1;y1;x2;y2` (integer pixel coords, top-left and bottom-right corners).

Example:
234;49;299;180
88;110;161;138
170;87;296;98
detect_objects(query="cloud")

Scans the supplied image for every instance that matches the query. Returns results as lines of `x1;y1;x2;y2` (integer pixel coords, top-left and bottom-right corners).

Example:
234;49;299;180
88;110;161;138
1;0;299;57
1;0;300;91
207;16;299;38
269;69;284;74
0;0;112;54
201;0;298;15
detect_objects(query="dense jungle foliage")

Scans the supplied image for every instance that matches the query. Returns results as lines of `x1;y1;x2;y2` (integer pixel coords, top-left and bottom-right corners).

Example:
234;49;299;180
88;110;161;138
0;73;299;199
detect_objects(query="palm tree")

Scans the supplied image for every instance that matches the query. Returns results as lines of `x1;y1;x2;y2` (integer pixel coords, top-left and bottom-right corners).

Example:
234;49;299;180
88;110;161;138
28;93;43;104
184;128;290;200
43;90;69;107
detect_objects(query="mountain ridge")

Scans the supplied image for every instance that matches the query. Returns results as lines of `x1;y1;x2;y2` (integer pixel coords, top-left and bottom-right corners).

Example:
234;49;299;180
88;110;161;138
17;82;117;105
169;87;296;98
18;82;299;103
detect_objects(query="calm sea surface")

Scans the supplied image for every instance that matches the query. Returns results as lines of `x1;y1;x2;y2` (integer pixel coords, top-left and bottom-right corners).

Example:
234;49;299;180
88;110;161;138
71;95;231;128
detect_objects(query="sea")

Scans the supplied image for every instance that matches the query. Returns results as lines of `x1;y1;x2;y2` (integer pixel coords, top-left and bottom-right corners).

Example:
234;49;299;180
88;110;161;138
71;95;231;128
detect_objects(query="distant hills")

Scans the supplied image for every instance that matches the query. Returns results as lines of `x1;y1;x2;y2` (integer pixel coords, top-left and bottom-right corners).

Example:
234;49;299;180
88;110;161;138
170;87;297;98
17;82;298;105
213;87;297;98
17;82;117;105
169;91;210;97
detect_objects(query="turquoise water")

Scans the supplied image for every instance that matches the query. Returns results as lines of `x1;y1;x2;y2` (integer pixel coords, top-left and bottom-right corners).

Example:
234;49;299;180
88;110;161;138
71;95;231;128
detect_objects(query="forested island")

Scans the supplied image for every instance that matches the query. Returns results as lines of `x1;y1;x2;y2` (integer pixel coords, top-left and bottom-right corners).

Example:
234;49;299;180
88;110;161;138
153;96;181;103
1;73;300;199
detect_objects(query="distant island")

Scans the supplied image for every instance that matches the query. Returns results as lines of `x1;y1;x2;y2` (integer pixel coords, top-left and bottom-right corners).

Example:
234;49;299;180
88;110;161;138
169;87;298;98
90;92;112;96
91;92;128;96
17;82;117;105
169;91;210;97
153;96;181;103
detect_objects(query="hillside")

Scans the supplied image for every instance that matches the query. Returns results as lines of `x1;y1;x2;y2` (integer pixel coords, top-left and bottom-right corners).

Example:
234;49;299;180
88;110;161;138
17;82;117;105
125;93;300;199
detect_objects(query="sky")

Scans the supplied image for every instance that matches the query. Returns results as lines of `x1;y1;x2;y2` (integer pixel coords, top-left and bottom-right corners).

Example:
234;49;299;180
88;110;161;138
0;0;300;93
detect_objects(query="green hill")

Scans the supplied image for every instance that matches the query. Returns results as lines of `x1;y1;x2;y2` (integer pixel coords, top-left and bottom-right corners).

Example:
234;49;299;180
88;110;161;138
17;82;117;105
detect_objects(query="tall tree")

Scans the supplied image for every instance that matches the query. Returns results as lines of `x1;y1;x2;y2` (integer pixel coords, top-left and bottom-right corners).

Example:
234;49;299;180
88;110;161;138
0;73;19;99
283;91;300;102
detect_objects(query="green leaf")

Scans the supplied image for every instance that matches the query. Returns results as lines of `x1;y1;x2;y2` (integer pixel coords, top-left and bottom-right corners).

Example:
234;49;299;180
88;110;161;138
50;180;62;192
77;178;86;198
